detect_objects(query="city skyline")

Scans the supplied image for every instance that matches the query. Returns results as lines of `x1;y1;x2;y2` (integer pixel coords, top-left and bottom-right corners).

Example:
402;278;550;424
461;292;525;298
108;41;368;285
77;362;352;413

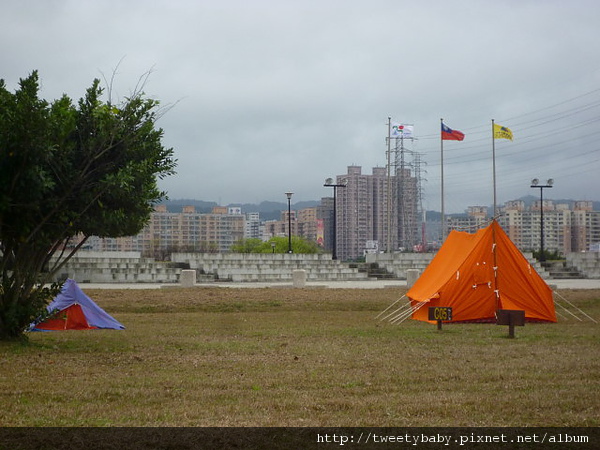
88;193;599;257
161;193;600;216
3;1;599;213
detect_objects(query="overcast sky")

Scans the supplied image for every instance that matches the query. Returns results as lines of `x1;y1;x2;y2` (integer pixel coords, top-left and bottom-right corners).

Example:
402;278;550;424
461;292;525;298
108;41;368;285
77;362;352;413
2;0;599;213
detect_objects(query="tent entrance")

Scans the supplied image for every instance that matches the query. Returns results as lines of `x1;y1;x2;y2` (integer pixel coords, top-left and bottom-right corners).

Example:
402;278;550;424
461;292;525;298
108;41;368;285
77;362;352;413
33;304;97;331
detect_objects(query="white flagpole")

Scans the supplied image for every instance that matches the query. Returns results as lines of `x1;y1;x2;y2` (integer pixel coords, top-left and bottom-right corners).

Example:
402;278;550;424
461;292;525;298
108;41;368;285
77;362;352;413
492;119;497;218
440;118;445;241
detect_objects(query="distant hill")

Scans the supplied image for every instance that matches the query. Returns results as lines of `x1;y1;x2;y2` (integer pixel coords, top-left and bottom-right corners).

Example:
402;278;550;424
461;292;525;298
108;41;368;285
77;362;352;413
484;195;600;212
161;199;218;214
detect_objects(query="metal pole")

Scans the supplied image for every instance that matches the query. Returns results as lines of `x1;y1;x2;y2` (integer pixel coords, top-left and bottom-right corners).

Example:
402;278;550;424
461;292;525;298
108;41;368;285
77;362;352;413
492;119;497;218
285;192;293;253
332;186;337;260
288;197;292;253
540;187;545;263
440;118;445;241
386;117;392;253
324;180;346;260
530;180;553;263
399;135;405;250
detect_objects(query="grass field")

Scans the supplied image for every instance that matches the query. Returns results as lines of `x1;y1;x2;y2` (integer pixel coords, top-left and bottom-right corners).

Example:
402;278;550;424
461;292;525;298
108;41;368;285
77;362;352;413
0;287;598;427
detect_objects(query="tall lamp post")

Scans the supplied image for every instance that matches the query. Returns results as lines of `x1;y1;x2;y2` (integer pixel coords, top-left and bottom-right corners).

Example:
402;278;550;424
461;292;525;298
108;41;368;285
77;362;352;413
323;178;347;260
530;178;553;263
285;192;293;253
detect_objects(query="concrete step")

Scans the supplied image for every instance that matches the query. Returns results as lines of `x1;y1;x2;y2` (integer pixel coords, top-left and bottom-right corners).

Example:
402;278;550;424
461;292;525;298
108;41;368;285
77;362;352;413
542;261;585;279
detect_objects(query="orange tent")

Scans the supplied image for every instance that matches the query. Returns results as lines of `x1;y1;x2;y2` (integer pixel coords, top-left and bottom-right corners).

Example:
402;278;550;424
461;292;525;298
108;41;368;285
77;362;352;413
408;221;556;323
33;303;96;331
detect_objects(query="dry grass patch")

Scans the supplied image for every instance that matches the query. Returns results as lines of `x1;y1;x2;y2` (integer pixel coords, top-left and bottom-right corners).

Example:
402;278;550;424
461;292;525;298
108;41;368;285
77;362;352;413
0;287;598;427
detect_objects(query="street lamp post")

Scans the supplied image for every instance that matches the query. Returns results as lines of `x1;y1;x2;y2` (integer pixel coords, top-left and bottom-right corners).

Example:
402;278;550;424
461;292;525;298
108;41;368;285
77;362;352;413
530;178;553;263
324;178;347;260
285;192;293;253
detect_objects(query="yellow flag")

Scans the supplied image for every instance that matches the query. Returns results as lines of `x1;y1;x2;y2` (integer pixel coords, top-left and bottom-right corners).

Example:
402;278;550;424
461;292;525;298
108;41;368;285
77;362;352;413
494;123;513;141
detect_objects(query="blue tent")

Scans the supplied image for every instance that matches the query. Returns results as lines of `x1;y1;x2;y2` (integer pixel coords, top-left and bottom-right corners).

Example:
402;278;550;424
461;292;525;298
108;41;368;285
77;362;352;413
29;279;125;331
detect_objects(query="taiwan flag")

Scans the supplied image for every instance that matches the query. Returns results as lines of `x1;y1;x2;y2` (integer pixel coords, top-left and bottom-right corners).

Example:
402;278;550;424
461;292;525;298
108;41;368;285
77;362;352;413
441;123;465;141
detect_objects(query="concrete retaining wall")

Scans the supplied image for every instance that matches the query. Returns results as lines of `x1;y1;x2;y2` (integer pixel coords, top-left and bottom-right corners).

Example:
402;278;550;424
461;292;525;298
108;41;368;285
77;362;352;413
51;252;181;283
171;253;369;282
365;253;433;279
52;252;370;284
52;249;593;284
567;252;600;278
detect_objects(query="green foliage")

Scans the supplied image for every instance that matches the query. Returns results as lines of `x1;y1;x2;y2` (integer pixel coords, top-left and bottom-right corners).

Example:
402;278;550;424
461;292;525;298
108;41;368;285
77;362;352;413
230;238;264;253
231;236;322;254
0;71;177;340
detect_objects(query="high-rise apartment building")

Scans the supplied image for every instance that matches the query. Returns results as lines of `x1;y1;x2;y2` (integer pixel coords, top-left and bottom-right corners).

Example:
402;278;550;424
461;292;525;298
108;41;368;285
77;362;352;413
571;201;600;252
262;207;320;245
317;197;334;252
499;200;572;253
297;207;318;243
331;165;420;260
197;208;245;253
336;166;376;261
244;212;263;240
396;167;420;250
263;210;297;240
